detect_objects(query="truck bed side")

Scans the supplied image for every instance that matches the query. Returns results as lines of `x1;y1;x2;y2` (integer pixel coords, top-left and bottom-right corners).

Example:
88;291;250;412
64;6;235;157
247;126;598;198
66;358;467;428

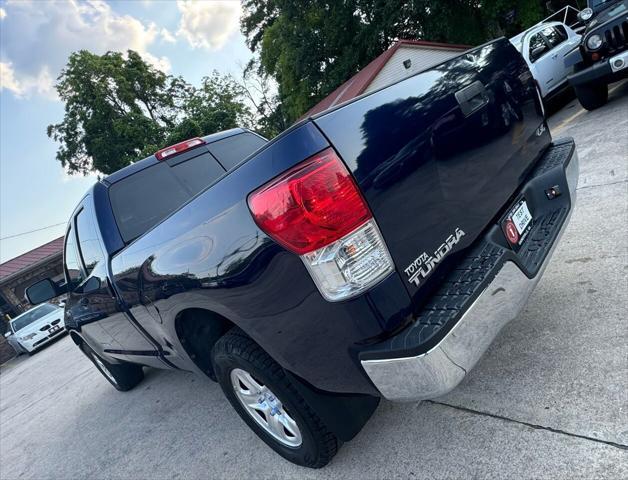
314;37;550;311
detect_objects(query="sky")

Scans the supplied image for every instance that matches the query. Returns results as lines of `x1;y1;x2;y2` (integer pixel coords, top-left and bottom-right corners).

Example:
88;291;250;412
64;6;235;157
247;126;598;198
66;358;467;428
0;0;254;262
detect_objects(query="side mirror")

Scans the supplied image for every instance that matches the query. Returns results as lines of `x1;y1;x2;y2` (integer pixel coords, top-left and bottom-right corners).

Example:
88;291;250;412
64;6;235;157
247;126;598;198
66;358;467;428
25;278;66;304
4;331;12;338
531;45;548;62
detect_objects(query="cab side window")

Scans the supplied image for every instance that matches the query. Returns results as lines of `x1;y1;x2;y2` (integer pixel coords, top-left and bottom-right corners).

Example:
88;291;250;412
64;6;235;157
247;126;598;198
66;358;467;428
75;206;106;276
543;26;567;48
64;225;84;286
529;33;548;62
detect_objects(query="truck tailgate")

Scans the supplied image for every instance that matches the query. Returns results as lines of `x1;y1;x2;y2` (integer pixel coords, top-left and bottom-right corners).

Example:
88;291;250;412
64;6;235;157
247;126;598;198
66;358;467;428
313;38;550;306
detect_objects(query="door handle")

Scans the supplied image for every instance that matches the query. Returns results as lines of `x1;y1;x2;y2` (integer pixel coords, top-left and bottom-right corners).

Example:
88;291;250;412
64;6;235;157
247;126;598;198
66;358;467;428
79;297;89;306
455;81;489;117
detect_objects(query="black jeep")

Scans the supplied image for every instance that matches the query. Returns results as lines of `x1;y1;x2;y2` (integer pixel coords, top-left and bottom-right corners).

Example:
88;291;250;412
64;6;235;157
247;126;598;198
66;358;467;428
568;0;628;109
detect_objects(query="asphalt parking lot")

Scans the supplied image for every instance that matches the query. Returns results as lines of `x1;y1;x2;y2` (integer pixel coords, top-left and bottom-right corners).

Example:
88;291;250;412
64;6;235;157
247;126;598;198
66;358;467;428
1;82;627;480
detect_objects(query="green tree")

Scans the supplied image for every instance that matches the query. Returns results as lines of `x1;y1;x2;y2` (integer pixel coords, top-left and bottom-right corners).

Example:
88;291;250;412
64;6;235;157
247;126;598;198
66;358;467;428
242;0;547;121
49;52;252;175
240;60;289;139
166;72;253;145
48;50;184;174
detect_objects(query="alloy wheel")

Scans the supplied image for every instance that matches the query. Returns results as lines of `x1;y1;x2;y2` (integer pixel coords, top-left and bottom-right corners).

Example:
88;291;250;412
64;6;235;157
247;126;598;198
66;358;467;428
230;368;302;447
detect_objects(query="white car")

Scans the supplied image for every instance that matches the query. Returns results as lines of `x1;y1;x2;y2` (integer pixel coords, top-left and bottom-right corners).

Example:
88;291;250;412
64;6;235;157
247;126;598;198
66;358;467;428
510;21;582;99
4;303;66;354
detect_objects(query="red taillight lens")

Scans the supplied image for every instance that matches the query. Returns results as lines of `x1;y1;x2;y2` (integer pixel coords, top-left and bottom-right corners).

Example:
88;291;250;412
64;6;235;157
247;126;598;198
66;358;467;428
248;148;371;255
155;137;206;160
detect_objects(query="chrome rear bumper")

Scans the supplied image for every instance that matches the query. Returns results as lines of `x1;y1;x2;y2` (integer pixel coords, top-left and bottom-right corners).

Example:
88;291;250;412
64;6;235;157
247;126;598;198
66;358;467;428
361;149;579;402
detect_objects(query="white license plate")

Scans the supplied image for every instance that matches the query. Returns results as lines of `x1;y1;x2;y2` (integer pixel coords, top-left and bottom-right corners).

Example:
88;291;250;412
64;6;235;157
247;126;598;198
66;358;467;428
512;201;532;234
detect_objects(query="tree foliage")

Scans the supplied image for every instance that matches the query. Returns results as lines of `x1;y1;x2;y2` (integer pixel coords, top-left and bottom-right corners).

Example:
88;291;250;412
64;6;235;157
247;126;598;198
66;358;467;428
240;60;289;139
49;51;251;175
166;72;253;146
241;0;548;121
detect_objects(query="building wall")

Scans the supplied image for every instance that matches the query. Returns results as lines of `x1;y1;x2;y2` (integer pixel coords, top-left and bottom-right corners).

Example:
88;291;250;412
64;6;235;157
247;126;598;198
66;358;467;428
364;45;464;93
0;335;17;364
0;254;63;322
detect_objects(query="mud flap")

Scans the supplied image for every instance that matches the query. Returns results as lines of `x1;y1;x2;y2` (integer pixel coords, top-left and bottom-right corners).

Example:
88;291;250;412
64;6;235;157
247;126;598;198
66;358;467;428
285;371;380;442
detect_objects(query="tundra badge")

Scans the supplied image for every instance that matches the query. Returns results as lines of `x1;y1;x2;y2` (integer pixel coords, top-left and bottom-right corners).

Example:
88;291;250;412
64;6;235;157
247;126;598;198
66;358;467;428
404;228;466;286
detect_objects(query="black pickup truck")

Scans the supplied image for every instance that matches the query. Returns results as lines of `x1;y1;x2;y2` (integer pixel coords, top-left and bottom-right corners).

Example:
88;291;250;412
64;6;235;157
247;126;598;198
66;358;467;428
569;0;628;109
27;38;579;468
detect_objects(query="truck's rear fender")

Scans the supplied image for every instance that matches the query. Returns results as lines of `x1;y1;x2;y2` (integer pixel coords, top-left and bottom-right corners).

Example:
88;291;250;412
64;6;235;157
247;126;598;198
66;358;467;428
313;37;550;311
110;122;401;395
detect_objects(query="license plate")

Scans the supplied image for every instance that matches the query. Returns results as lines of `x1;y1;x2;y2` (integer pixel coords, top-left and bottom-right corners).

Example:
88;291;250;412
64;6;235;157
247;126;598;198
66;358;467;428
512;201;532;234
502;199;533;247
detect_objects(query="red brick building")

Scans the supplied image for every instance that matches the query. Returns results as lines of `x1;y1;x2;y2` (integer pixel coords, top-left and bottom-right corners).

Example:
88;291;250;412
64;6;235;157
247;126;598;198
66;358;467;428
0;236;65;322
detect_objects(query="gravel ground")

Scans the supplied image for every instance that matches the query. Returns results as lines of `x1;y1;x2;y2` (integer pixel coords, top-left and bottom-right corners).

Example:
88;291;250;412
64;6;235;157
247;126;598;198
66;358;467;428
1;81;627;480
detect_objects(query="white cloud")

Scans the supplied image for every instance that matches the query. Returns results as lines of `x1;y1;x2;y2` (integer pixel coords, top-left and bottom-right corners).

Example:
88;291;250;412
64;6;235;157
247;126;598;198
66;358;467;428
0;62;58;100
0;7;7;20
0;0;171;100
0;62;23;95
176;0;241;51
143;52;172;73
160;27;176;44
23;66;58;100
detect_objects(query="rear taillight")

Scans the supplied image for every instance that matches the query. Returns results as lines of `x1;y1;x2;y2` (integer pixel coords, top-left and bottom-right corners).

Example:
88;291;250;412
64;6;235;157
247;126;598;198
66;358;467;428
155;137;206;160
248;148;394;301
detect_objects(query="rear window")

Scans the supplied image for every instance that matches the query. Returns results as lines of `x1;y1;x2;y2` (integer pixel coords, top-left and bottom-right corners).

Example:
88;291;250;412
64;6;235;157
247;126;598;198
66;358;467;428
208;133;266;171
109;150;224;242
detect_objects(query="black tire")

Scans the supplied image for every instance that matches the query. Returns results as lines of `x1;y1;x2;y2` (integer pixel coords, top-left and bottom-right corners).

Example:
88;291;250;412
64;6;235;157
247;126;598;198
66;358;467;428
81;344;144;391
574;83;608;110
212;330;339;468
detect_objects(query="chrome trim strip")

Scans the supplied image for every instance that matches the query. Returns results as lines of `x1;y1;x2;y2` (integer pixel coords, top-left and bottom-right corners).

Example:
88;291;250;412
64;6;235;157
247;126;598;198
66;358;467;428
361;150;579;402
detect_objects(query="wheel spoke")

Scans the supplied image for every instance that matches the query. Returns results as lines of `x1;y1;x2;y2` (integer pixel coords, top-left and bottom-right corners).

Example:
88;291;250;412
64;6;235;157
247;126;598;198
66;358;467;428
235;391;259;409
267;413;281;435
277;411;300;439
233;369;263;395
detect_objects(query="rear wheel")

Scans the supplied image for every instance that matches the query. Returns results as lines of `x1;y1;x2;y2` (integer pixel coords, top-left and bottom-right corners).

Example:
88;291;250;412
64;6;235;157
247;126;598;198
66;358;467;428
574;83;608;110
81;344;144;391
212;330;339;468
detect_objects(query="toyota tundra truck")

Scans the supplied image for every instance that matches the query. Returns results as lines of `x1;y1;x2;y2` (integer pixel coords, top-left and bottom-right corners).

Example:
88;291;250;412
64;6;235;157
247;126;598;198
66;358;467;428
26;38;579;468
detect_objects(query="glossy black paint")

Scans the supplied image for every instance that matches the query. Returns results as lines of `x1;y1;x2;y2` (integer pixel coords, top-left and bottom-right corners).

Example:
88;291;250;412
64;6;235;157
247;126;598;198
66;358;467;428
63;38;551;397
108;122;391;394
63;195;167;369
314;38;550;313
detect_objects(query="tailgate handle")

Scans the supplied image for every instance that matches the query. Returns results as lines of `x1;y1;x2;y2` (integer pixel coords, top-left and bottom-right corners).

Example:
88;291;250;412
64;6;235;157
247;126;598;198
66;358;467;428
455;81;489;117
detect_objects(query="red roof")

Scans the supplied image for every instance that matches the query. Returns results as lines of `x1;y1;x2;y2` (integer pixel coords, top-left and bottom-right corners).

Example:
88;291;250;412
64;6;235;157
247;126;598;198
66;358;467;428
0;236;64;282
302;39;470;118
